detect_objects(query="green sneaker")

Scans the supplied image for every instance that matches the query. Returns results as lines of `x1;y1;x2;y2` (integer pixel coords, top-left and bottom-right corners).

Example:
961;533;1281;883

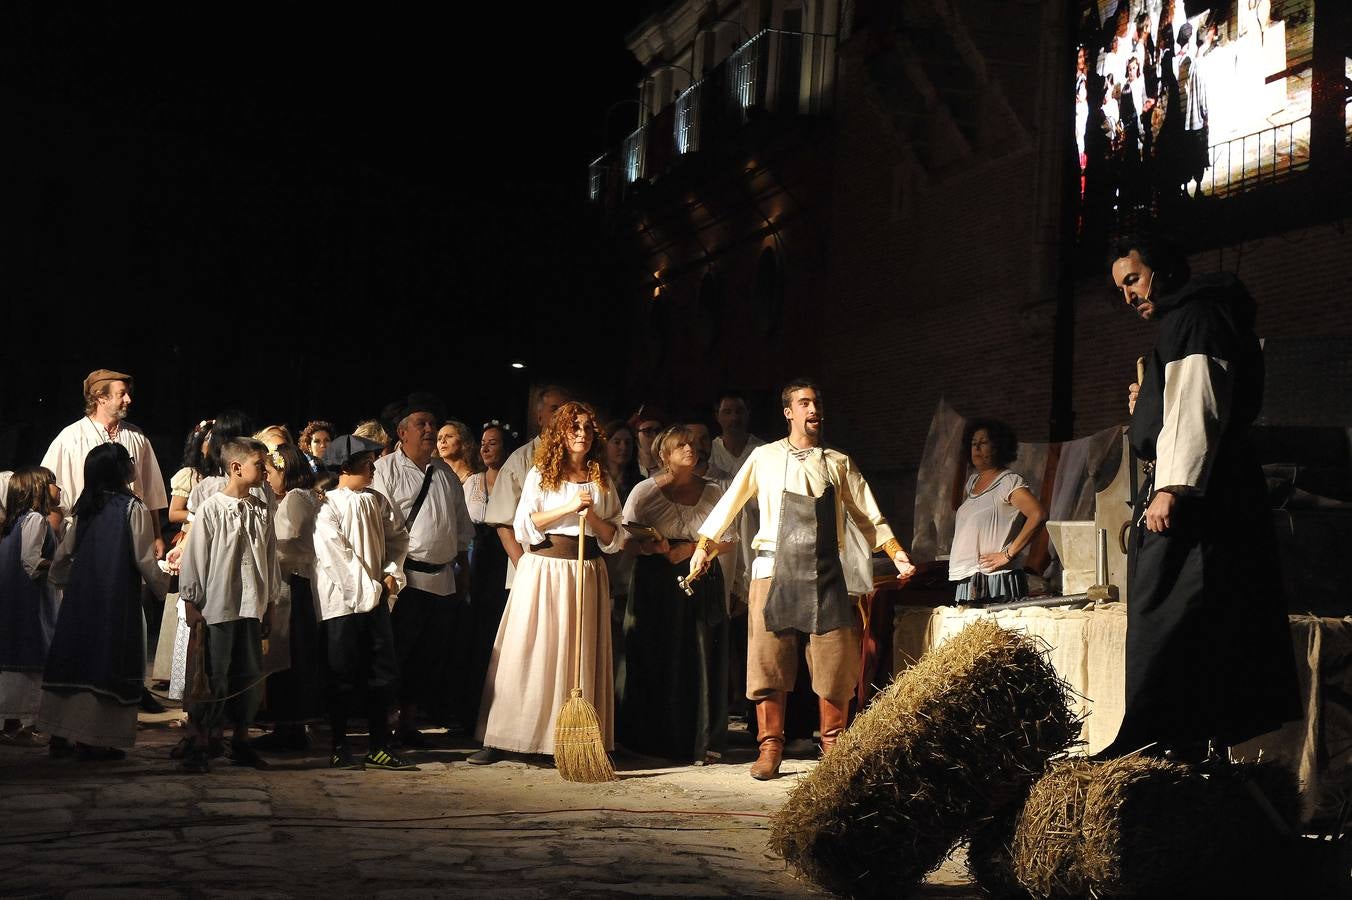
363;748;419;771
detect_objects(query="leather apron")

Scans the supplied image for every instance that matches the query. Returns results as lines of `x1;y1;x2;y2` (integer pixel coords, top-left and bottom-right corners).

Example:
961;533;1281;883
763;446;852;635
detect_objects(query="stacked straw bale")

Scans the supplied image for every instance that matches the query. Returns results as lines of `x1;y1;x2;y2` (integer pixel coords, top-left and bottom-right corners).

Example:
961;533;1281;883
769;619;1080;899
1010;756;1303;898
966;811;1030;899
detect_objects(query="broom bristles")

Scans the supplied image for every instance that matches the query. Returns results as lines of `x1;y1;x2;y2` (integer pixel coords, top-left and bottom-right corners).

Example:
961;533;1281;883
554;689;615;783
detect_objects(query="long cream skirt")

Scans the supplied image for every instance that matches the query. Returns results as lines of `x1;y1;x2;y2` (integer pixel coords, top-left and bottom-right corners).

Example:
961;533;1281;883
477;552;613;755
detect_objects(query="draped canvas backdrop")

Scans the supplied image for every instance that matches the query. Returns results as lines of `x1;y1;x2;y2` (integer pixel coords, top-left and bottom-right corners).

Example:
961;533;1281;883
910;398;1125;574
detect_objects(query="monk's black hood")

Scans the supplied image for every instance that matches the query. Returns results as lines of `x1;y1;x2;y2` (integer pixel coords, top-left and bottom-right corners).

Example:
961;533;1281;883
1154;271;1256;331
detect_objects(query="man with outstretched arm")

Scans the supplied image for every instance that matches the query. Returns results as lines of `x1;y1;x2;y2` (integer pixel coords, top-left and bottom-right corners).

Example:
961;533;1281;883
688;378;916;780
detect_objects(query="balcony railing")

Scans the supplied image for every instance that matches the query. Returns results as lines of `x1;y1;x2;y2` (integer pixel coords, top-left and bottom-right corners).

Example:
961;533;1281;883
674;83;701;154
1204;115;1311;198
622;124;647;184
594;28;823;197
588;156;610;202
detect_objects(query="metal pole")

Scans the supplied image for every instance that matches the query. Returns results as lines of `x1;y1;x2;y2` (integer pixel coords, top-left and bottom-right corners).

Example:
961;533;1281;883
981;593;1091;612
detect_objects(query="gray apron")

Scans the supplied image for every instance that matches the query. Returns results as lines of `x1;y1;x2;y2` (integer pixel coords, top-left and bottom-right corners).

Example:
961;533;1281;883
763;447;852;635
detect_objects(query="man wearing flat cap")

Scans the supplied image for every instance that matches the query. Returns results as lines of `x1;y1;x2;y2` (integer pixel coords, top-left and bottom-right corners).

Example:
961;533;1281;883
373;394;473;746
42;369;169;558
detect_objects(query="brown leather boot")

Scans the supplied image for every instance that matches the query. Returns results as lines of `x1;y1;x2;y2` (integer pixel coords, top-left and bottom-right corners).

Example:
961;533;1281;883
818;696;849;756
750;693;786;781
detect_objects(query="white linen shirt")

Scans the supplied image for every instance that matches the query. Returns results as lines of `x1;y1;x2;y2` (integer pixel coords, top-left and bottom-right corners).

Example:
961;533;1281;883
13;512;52;579
948;470;1029;581
311;487;408;621
483;436;541;588
623;478;731;543
187;476;274;520
710;433;765;476
513;468;625;554
711;434;764;600
176;491;281;625
372;447;472;596
274;488;320;579
697;439;896;580
464;471;490;524
42;418;168;514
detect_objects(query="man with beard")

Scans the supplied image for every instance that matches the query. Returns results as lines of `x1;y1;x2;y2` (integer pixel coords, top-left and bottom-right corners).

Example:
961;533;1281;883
688;378;917;779
1098;233;1299;760
42;369;168;556
42;369;170;713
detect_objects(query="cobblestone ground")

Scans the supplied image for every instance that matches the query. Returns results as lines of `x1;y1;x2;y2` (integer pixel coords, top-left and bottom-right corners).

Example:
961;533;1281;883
0;709;981;899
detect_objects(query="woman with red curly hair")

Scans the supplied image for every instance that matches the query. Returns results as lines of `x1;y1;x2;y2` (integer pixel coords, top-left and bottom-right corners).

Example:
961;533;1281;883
470;402;624;765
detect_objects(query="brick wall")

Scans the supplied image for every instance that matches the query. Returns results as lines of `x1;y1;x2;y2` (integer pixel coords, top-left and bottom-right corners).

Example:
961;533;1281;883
818;52;1053;539
814;51;1352;543
611;18;1352;547
1072;222;1352;437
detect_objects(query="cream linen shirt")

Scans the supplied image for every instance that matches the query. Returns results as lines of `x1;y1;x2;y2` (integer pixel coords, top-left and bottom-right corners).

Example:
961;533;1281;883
697;439;895;579
514;468;625;554
42;418;168;514
483;437;541;588
275;488;320;579
176;491;282;625
709;433;764;598
372;448;472;596
311;487;408;621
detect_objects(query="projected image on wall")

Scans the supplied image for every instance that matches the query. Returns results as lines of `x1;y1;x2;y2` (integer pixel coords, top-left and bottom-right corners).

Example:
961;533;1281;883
1074;0;1336;227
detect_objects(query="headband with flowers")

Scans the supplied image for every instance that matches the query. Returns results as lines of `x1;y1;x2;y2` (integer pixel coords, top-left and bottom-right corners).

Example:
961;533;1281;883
482;419;519;440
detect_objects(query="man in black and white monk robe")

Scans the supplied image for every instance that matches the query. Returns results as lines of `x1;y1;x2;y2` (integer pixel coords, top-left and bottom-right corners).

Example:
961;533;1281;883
1100;234;1299;760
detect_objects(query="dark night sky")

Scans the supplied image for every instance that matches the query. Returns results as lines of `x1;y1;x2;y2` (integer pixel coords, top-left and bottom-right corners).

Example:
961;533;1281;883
1;3;652;466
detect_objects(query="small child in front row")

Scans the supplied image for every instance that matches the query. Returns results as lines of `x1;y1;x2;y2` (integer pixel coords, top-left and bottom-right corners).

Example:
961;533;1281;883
312;436;416;771
178;438;282;774
0;467;63;744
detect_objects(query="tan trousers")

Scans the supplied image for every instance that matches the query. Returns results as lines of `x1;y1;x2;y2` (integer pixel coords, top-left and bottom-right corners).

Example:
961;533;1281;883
746;577;860;706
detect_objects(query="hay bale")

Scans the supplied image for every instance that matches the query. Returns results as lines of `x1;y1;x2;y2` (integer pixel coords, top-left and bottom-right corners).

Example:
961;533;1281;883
966;811;1031;899
1010;757;1303;898
769;619;1080;899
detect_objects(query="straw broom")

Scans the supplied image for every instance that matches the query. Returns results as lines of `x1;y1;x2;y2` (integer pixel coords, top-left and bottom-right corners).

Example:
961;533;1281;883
554;508;616;783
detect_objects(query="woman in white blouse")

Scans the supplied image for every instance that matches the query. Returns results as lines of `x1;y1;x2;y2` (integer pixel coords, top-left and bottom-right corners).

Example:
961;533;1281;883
463;421;515;728
252;443;325;751
470;403;624;764
948;419;1045;604
616;425;737;764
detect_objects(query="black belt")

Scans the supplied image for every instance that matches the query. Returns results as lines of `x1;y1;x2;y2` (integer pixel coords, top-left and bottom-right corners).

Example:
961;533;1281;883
757;549;776;559
404;558;449;574
529;534;602;560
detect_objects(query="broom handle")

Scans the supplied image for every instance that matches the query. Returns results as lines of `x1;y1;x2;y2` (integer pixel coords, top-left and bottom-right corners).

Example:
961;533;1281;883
575;509;587;693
